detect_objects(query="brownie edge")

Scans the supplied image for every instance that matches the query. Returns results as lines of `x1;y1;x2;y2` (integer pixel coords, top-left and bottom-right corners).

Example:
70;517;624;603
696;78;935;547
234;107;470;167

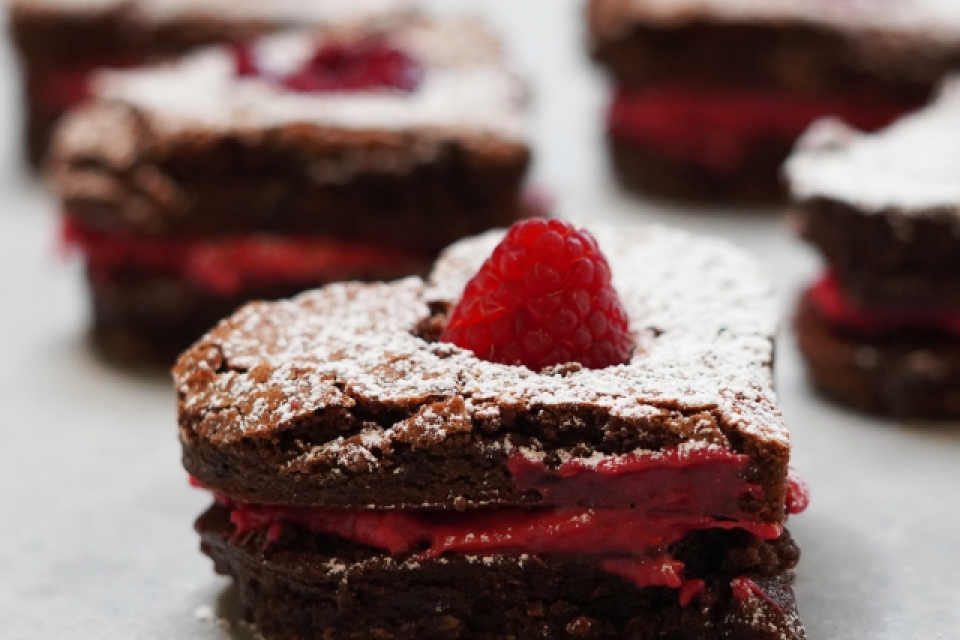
795;292;960;417
793;198;960;309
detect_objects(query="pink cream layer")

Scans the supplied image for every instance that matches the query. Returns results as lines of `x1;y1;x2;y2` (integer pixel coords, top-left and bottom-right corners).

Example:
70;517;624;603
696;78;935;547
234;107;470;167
226;501;780;591
201;446;807;597
609;85;917;174
807;272;960;337
62;217;427;297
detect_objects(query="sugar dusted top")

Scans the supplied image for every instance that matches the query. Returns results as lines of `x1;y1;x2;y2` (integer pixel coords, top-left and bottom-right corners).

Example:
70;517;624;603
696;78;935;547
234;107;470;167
590;0;960;40
175;225;788;453
786;77;960;213
11;0;417;25
80;17;526;142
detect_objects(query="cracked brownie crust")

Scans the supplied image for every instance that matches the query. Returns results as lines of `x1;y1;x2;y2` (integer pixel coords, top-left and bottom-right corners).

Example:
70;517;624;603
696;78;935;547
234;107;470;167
176;225;790;520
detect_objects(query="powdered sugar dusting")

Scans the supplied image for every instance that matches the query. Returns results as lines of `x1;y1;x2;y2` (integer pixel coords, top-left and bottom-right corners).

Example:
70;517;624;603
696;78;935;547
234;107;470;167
175;225;788;454
786;76;960;213
133;0;417;26
81;18;526;143
12;0;417;25
593;0;960;38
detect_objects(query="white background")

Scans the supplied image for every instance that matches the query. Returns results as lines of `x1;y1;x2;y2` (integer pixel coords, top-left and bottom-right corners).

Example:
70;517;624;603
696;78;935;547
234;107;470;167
1;1;959;638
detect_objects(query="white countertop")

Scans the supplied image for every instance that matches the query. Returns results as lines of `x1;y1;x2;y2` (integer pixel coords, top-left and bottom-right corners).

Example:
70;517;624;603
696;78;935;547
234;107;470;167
1;1;959;638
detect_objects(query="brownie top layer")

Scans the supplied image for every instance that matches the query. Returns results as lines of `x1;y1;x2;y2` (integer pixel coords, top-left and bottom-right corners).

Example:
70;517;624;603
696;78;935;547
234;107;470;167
175;224;787;454
786;77;960;214
11;0;416;26
589;0;960;41
68;17;523;140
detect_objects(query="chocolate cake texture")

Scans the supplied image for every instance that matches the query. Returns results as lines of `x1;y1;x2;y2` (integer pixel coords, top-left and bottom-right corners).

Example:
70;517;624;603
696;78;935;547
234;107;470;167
9;0;418;165
587;0;960;202
177;224;806;640
176;225;788;517
788;77;960;416
48;18;530;247
50;14;530;366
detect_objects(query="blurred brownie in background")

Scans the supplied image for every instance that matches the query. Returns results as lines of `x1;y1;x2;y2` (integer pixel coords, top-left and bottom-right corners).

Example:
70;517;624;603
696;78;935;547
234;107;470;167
587;0;960;203
8;0;415;166
48;15;530;365
787;79;960;417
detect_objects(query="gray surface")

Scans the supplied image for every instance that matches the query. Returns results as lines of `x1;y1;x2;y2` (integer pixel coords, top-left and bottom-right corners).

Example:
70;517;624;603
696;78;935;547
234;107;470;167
1;1;959;638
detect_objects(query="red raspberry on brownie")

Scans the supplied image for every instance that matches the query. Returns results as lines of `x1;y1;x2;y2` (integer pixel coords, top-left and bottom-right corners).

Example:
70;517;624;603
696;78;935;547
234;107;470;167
441;219;633;370
178;223;808;640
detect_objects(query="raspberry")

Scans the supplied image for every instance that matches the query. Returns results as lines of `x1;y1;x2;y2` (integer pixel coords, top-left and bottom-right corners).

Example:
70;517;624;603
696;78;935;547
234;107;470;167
440;219;633;370
237;38;422;93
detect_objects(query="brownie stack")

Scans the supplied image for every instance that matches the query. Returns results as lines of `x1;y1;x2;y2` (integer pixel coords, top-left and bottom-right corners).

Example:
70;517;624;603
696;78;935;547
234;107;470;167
788;79;960;417
47;15;530;365
176;224;808;640
9;0;417;165
587;0;960;202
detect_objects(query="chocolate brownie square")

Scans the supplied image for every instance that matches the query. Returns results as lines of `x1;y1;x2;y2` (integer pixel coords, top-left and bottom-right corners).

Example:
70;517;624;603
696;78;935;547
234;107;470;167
176;223;808;639
787;78;960;417
49;15;531;366
587;0;960;202
9;0;416;165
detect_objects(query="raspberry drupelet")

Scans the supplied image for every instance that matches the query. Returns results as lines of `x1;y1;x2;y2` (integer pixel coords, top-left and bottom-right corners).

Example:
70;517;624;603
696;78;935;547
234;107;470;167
440;219;634;370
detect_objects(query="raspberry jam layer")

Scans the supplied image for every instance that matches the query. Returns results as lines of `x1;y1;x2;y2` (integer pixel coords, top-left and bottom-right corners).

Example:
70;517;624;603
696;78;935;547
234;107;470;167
62;217;427;297
609;85;917;173
236;38;422;93
197;445;808;596
507;447;763;517
224;501;781;591
807;272;960;337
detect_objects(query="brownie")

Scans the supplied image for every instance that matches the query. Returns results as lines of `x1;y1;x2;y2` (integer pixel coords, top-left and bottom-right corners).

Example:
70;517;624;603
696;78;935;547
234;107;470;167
50;15;530;366
178;223;807;640
176;226;790;520
587;0;960;202
796;293;960;417
9;0;417;165
196;504;804;640
787;78;960;416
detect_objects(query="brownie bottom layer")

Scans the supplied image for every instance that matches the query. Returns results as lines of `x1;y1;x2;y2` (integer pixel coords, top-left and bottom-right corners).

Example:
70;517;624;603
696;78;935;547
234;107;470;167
609;135;790;205
796;293;960;417
89;264;430;366
196;504;804;640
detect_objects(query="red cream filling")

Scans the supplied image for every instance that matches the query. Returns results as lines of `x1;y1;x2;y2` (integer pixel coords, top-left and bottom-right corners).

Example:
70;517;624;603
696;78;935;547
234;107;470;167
200;447;807;601
609;85;917;173
62;217;426;297
225;501;779;592
507;447;764;518
807;272;960;337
